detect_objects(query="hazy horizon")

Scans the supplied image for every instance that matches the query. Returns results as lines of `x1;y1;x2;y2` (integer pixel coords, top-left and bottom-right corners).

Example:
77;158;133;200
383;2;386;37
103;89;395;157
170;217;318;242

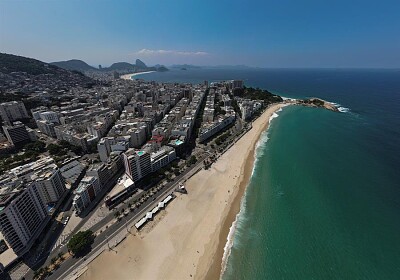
1;0;400;68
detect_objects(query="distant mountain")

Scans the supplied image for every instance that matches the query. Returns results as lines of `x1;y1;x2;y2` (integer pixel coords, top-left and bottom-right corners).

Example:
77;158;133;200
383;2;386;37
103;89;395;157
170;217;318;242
51;58;168;73
135;59;147;69
107;62;136;71
156;65;169;72
51;59;97;72
0;53;95;94
0;53;61;75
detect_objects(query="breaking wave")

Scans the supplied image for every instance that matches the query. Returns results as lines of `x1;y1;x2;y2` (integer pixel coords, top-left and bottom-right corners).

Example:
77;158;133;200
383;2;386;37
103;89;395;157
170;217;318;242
329;102;350;113
220;107;284;278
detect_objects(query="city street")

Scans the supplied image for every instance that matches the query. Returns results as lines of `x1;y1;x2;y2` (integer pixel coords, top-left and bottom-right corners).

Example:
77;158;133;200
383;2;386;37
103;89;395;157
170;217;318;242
20;155;207;280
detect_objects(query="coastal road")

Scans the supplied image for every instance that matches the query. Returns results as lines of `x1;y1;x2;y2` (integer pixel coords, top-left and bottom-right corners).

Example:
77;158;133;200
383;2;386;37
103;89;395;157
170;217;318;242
46;157;207;280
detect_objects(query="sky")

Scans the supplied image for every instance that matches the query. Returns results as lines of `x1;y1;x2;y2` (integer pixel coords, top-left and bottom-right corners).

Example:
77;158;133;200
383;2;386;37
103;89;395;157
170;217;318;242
1;0;400;68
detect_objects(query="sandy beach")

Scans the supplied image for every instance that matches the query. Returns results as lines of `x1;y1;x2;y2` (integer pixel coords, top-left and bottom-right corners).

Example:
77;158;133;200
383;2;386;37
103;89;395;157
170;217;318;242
79;103;289;280
120;71;156;80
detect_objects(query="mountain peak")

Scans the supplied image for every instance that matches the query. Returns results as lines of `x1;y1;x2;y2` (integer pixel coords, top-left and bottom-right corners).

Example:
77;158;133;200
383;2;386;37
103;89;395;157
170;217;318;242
135;59;147;69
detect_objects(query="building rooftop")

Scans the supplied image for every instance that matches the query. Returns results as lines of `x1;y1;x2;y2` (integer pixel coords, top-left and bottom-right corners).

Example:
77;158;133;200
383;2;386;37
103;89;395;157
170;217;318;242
107;174;134;199
0;157;57;209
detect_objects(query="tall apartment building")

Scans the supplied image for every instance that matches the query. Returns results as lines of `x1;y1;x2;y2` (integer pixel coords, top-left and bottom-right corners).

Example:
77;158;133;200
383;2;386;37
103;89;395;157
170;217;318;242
129;126;147;148
123;149;151;182
0;101;29;125
72;176;101;214
36;120;57;137
150;146;176;172
37;111;59;124
0;183;48;255
231;80;244;89
34;165;66;205
98;137;129;162
2;122;31;146
0;157;66;255
97;137;112;162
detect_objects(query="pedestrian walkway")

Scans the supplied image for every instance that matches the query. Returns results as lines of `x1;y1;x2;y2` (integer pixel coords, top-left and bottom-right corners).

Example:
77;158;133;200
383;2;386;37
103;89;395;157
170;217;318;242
9;262;30;280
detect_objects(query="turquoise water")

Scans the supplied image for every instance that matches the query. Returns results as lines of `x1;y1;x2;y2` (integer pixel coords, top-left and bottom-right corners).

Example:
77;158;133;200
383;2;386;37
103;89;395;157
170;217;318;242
139;69;400;279
222;106;400;279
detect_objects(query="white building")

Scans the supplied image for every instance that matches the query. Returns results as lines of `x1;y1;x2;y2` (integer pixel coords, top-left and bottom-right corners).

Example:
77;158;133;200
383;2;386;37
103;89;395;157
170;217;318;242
0;157;66;255
0;101;29;125
38;111;59;124
0;183;48;255
123;149;152;182
150;146;176;172
72;176;101;214
199;114;236;143
34;165;66;205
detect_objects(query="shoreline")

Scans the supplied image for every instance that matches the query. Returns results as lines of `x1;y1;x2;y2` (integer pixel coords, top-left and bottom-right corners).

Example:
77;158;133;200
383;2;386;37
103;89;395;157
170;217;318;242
78;103;289;280
204;104;288;280
120;71;156;80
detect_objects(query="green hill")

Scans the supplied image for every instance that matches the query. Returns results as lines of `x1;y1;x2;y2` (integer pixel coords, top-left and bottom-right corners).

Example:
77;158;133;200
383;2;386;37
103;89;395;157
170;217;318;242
107;62;136;71
51;59;97;72
0;53;61;75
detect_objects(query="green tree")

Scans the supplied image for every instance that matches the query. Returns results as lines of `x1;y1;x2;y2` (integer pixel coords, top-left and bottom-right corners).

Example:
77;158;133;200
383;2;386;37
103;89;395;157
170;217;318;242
48;143;62;155
187;155;197;166
67;230;94;255
173;169;180;176
24;141;46;152
58;252;64;261
33;270;40;279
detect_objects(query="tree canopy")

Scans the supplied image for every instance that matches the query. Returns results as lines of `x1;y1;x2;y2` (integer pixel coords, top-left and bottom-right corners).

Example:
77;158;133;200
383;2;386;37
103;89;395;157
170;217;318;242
67;230;94;255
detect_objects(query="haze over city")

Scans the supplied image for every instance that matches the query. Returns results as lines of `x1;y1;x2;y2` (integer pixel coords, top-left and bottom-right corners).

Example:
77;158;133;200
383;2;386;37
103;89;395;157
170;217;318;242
1;0;400;68
0;1;400;280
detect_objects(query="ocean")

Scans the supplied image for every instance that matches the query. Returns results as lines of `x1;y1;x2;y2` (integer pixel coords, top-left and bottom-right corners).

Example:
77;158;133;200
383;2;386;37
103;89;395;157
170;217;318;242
136;68;400;279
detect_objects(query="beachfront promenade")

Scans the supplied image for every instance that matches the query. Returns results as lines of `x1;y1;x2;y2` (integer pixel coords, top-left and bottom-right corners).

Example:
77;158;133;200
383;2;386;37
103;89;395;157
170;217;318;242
50;103;288;280
46;155;207;280
21;103;293;280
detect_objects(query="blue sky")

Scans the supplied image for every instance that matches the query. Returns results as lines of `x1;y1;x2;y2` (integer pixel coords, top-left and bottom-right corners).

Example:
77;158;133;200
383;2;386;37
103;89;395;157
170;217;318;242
1;0;399;67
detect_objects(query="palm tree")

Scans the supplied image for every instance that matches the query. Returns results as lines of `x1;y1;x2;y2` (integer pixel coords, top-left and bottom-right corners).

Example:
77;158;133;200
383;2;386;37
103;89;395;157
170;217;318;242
114;211;120;219
42;266;49;277
58;252;64;261
37;267;45;277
